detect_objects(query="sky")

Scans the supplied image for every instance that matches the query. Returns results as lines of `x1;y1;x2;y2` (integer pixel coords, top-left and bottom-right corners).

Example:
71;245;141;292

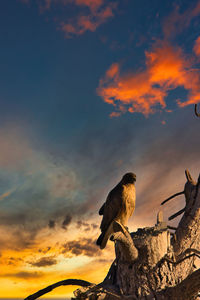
0;0;200;298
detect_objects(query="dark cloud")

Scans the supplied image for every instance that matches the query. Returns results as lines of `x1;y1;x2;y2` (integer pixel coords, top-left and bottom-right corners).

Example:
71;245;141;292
61;238;101;257
76;220;90;231
91;223;98;230
62;214;72;229
0;271;44;279
76;220;88;227
94;258;113;264
76;220;99;232
28;256;57;267
0;226;38;251
38;246;51;254
48;219;55;229
7;257;23;266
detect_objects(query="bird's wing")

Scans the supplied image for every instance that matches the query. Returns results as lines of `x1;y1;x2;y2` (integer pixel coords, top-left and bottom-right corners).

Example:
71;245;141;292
100;184;123;232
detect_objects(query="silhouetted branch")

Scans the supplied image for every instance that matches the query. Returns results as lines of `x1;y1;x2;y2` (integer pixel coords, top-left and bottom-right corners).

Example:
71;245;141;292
163;249;200;266
172;171;200;255
161;191;184;205
24;279;93;300
167;225;177;230
195;104;200;117
168;207;185;220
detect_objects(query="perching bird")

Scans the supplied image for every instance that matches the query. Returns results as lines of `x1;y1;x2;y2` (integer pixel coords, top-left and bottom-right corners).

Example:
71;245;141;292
96;172;136;249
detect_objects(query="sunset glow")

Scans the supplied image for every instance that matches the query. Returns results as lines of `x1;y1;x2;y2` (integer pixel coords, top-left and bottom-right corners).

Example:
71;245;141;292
0;0;200;298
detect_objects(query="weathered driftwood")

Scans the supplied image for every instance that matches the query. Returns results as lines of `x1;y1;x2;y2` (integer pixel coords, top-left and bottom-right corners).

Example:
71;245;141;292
24;170;200;300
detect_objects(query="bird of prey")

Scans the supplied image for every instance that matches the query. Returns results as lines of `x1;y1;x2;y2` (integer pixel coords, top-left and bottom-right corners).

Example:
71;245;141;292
96;172;136;249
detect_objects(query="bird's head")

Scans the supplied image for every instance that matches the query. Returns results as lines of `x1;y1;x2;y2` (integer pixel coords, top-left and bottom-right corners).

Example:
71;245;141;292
122;172;136;184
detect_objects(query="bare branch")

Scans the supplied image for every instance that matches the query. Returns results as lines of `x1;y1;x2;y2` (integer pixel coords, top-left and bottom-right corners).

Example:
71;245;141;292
185;169;197;187
164;253;200;266
159;248;200;268
177;248;200;260
24;279;93;300
168;207;185;220
161;191;184;205
82;285;124;300
172;172;200;255
195;104;200;117
167;225;177;230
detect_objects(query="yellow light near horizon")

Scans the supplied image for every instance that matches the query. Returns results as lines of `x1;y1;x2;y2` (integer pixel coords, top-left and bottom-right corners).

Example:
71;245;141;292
0;212;114;298
0;264;111;298
0;252;112;298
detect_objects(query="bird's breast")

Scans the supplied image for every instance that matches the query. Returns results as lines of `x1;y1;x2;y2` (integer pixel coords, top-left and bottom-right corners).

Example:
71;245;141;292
119;184;136;225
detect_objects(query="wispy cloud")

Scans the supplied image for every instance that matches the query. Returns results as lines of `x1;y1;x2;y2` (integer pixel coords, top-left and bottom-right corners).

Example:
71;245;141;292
0;190;12;201
60;2;115;37
62;214;72;229
193;36;200;57
163;1;200;39
0;125;84;250
38;0;105;11
21;0;117;37
0;271;44;279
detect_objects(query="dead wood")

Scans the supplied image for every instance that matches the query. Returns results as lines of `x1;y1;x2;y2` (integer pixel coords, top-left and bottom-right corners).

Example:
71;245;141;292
24;279;93;300
25;169;200;300
161;191;184;205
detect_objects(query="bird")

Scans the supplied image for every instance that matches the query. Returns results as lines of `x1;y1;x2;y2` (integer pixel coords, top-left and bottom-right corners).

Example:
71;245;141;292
96;172;136;249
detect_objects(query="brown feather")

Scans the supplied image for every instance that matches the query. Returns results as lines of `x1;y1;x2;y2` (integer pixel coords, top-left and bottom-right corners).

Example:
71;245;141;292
97;173;136;249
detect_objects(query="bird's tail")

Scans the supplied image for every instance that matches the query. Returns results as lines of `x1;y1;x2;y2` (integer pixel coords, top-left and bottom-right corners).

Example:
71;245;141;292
96;233;104;247
96;222;114;249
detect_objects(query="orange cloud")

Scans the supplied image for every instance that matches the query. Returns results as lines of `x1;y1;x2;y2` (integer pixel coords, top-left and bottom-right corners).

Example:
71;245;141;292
60;1;115;37
193;36;200;57
97;1;200;117
22;0;117;37
74;0;104;11
98;42;200;116
40;0;104;11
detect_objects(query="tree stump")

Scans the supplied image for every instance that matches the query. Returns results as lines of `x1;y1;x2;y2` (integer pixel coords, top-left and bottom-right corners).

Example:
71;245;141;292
73;170;200;300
